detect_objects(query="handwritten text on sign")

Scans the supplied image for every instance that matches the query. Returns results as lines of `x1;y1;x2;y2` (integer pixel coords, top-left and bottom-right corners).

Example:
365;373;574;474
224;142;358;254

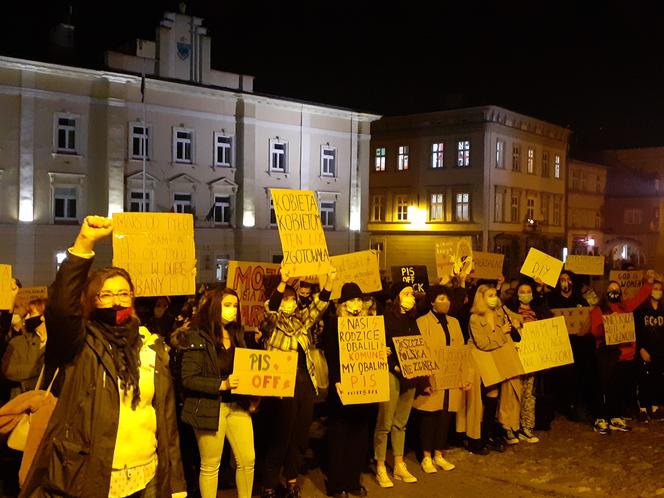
431;346;471;390
516;316;574;374
564;255;605;275
227;261;281;328
550;307;591;336
112;213;196;297
232;348;297;397
325;250;382;301
392;335;438;379
435;237;473;280
0;265;12;310
603;313;636;345
338;316;389;405
271;189;331;277
391;266;429;293
14;287;48;310
520;248;564;288
609;270;645;300
471;252;505;280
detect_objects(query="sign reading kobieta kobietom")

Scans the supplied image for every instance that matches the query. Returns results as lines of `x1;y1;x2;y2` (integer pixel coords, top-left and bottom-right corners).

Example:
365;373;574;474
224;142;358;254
232;348;297;397
227;261;281;328
112;213;196;296
392;335;438;379
271;189;331;277
338;315;389;405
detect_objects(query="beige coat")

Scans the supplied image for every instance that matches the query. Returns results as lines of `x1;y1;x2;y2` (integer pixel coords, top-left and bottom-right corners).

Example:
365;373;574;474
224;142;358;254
412;312;470;413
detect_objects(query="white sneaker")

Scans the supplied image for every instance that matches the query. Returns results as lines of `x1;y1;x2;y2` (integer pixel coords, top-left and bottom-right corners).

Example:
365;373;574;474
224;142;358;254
393;462;418;483
504;429;519;445
433;455;456;471
421;456;437;474
375;468;394;488
518;429;540;444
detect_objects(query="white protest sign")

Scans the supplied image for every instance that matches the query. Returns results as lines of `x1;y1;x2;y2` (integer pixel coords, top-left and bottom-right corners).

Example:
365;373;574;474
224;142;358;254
609;270;645;300
233;348;298;397
520;248;564;288
565;255;605;276
325;250;382;300
515;316;574;374
430;346;471;390
0;265;12;310
471;251;505;280
603;313;636;345
392;335;438;379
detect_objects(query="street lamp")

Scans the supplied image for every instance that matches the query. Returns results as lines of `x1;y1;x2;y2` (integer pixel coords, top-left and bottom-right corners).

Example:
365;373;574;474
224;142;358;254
408;206;427;229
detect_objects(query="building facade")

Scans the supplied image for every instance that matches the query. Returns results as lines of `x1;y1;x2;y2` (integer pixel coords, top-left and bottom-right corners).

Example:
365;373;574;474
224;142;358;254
567;159;607;256
368;106;571;278
0;10;379;285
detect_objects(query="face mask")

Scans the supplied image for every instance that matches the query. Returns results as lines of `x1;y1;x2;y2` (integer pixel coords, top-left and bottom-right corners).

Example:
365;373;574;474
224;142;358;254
93;306;134;326
221;307;237;323
652;290;663;301
487;296;500;309
298;296;312;308
400;296;416;311
279;301;297;315
607;291;622;303
154;306;166;319
584;291;599;306
518;293;533;304
25;316;43;333
560;282;571;293
434;301;451;315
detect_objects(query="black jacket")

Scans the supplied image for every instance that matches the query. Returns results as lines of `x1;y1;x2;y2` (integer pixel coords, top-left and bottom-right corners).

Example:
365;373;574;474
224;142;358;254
20;253;186;498
635;300;664;358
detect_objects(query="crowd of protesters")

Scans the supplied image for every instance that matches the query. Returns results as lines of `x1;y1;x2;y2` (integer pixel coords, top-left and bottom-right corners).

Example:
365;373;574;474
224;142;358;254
0;215;663;498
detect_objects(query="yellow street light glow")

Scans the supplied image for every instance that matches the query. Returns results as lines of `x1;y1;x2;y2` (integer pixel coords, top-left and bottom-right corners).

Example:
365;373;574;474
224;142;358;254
408;206;427;229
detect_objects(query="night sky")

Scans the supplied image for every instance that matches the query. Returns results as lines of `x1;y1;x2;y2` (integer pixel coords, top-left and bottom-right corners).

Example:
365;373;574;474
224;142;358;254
3;1;664;152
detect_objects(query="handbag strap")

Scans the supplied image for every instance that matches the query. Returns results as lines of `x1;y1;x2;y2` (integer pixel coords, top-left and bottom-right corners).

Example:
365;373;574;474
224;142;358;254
35;366;60;395
45;368;60;394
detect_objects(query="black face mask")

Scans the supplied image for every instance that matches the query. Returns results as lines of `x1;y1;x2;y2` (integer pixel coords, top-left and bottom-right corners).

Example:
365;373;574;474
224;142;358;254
607;291;622;303
298;296;313;308
25;316;42;333
93;306;134;326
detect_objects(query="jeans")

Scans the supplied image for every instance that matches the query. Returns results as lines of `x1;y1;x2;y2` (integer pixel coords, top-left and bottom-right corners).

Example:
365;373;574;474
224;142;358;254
374;373;416;461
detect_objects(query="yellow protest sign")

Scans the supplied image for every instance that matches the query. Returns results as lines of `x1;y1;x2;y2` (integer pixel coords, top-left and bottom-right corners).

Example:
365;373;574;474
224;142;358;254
520;248;564;288
338;316;389;405
516;316;574;374
564;255;605;275
430;346;472;390
609;270;645;300
392;335;439;379
471;251;505;280
271;189;331;277
0;265;12;310
550;307;592;336
603;313;636;345
232;348;297;397
435;237;473;280
471;343;524;387
112;213;196;297
227;261;281;328
324;250;382;301
14;287;48;310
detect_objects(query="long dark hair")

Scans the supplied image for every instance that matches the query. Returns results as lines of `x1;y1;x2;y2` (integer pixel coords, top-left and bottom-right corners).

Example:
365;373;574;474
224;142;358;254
81;266;139;324
193;287;245;348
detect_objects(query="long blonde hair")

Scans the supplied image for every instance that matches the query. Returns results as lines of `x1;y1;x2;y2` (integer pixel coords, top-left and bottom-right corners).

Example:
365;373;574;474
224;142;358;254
470;284;502;315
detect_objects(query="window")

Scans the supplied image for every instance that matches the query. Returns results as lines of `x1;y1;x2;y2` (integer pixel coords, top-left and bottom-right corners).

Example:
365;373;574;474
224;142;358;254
371;195;385;222
375;147;386;171
553;196;561;225
624;208;643;225
511;192;520;222
494;188;504;222
269;198;277;227
430;193;445;221
512;144;521;171
395;195;409;221
174;193;193;213
321;146;336;176
496;140;505;169
526;197;536;220
398;146;409;171
214;195;231;225
595;211;602;229
130;191;151;212
216;257;229;282
320;201;336;229
571;169;581;190
542;151;549;177
130;124;150;160
54;187;77;221
455;192;471;221
527;148;535;174
56;116;77;153
173;128;193;163
214;133;232;167
457;140;470;167
432;143;444;169
554;155;561;179
270;140;288;172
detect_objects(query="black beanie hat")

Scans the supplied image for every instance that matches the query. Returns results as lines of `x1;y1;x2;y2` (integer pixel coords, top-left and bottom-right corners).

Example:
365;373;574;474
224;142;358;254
339;282;363;304
390;281;412;301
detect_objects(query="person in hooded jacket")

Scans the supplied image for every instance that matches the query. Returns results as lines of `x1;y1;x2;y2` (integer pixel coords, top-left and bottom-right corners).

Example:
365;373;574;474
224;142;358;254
20;215;186;498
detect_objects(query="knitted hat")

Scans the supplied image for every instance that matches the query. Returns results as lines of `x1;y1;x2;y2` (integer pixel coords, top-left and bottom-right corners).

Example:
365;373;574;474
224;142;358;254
390;280;413;301
339;282;363;304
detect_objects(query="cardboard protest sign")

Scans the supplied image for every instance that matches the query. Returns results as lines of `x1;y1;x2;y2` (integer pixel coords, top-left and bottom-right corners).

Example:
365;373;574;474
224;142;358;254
338;315;389;405
609;270;645;300
0;265;12;310
516;316;574;374
14;287;48;310
564;255;605;276
232;348;297;397
271;189;331;277
435;237;474;280
392;335;439;379
227;261;281;328
391;266;429;293
471;251;505;280
430;346;472;390
325;250;382;300
520;248;564;288
471;343;524;387
112;213;196;297
603;313;636;345
550;307;592;336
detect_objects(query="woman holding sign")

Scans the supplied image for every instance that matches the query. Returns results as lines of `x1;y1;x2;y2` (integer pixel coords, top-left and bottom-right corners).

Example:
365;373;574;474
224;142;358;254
176;288;256;498
21;216;187;498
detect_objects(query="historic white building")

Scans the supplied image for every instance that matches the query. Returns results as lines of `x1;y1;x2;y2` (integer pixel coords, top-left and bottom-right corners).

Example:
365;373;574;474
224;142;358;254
0;9;379;285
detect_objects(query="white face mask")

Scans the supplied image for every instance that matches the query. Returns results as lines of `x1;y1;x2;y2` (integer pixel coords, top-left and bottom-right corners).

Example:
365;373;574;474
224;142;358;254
400;296;416;311
652;290;663;301
486;296;500;309
221;307;237;323
279;301;297;315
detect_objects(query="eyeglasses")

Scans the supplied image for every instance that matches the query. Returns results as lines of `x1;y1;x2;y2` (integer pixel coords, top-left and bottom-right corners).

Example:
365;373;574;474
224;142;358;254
97;291;133;305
